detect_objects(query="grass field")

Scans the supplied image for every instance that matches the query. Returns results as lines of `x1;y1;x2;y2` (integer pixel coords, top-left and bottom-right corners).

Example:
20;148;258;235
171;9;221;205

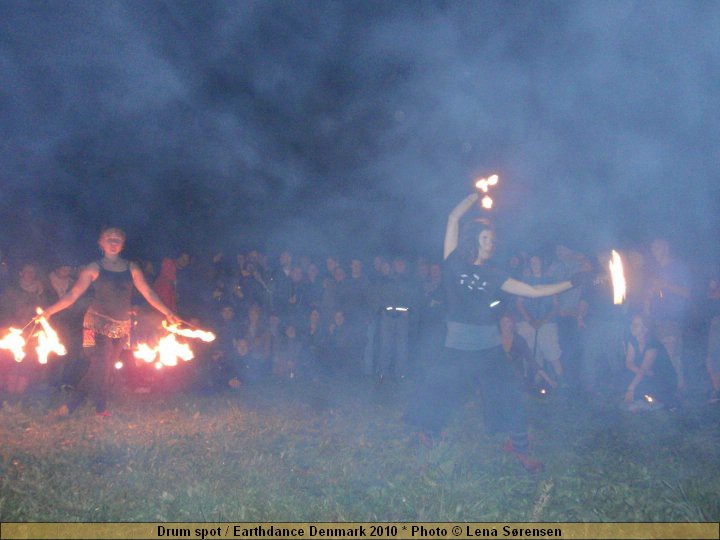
1;373;719;523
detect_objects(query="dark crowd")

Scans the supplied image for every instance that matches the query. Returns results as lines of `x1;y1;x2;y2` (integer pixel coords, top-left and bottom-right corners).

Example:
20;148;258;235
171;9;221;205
0;239;719;412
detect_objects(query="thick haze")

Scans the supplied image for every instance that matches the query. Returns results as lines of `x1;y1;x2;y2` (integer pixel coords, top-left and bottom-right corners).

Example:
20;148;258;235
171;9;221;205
1;1;718;267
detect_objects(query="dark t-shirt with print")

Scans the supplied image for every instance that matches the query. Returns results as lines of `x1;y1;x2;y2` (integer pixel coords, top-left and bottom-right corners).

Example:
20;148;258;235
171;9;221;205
444;250;509;326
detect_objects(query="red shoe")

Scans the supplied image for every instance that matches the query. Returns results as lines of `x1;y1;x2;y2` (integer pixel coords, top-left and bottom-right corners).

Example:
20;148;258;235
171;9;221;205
514;452;544;474
95;410;111;418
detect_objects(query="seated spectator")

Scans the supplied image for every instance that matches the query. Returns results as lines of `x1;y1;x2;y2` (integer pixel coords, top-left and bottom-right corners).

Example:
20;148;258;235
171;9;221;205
623;313;677;411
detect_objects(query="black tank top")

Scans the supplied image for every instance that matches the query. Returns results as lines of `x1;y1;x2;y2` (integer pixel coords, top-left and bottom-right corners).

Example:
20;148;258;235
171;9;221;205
90;262;134;321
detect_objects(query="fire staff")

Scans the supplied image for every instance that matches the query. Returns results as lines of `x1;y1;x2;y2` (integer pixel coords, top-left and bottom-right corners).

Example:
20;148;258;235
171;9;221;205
42;227;178;416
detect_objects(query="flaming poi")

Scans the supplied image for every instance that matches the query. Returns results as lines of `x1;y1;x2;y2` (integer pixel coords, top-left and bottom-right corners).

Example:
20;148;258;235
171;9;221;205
609;249;626;305
0;308;66;364
0;328;27;362
133;320;215;370
474;173;499;210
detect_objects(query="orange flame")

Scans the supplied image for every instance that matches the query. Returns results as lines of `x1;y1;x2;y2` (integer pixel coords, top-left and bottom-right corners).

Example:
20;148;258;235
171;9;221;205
475;174;499;209
34;309;67;364
162;321;216;342
133;333;194;367
475;178;489;193
0;328;27;362
609;249;626;305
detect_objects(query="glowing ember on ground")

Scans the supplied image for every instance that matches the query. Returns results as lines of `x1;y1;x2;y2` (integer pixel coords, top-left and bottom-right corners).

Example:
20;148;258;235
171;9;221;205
644;394;654;403
0;328;27;362
609;249;627;305
481;195;493;209
114;361;124;370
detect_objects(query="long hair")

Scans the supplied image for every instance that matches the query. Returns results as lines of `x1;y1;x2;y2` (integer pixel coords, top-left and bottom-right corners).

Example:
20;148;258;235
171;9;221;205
458;218;494;264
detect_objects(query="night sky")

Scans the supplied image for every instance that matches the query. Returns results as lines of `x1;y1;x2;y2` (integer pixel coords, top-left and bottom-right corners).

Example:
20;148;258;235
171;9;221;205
1;1;718;267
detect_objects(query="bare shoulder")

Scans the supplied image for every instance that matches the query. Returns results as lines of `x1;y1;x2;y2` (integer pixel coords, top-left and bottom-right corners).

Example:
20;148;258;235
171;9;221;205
80;262;101;280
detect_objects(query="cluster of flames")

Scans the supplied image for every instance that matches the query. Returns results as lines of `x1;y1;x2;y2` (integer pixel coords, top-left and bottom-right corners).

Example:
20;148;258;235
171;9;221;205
0;309;215;370
0;308;66;364
128;321;215;370
474;174;499;209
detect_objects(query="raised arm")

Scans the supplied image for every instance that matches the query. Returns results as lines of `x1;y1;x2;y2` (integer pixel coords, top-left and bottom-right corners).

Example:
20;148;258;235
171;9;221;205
42;264;98;318
130;263;178;321
444;193;479;260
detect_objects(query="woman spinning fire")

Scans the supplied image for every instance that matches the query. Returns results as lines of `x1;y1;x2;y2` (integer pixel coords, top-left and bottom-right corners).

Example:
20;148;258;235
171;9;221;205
43;227;179;416
405;192;586;473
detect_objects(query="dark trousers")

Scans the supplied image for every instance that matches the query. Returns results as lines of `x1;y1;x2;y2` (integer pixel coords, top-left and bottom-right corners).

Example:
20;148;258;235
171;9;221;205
67;335;124;413
404;346;530;453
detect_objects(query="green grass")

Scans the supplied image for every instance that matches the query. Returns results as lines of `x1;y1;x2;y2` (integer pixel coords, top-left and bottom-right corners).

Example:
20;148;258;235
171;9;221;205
1;377;718;522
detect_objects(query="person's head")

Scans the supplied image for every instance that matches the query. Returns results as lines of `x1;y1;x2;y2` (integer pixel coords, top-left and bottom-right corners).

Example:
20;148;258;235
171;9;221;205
333;266;345;282
326;256;338;273
350;258;362;278
392;257;407;275
176;252;191;269
248;304;261;324
235;338;249;357
53;262;73;279
461;219;495;264
651;238;670;265
630;313;649;340
285;325;296;339
373;255;384;272
98;227;126;258
19;263;39;285
232;281;244;299
334;310;345;326
555;244;574;262
310;308;320;322
307;263;319;281
499;313;515;335
380;260;391;276
529;255;543;277
220;305;234;321
279;250;292;268
290;267;304;283
269;314;280;330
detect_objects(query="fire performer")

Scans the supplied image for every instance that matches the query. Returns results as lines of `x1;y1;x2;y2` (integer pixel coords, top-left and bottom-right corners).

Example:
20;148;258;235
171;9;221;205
404;193;587;473
42;227;179;416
